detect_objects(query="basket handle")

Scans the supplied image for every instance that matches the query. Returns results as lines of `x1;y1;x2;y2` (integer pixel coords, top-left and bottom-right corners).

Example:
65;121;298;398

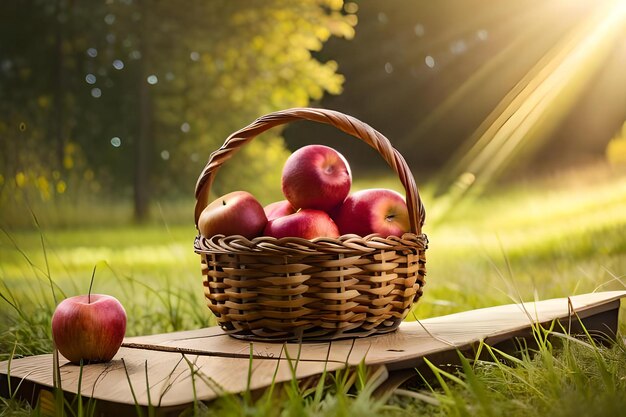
194;107;425;235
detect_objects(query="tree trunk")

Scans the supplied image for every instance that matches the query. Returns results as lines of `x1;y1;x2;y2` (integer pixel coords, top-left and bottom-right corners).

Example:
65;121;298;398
134;76;151;222
134;2;151;222
53;0;65;168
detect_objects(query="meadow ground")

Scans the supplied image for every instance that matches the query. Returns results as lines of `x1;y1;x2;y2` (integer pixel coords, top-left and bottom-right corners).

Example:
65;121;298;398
1;162;626;415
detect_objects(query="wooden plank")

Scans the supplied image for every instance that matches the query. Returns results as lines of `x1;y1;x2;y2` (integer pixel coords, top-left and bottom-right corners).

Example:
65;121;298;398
1;291;624;414
121;291;626;367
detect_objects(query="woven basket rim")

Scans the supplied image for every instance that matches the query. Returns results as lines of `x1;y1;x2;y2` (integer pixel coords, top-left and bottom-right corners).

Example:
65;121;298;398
194;232;428;256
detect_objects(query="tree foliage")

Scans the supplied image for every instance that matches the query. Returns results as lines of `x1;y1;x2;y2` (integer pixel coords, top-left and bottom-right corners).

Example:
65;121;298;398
0;0;356;221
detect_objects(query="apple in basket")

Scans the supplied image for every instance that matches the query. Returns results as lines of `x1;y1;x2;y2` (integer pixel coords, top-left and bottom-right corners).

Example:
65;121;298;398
264;209;340;239
264;199;296;221
281;144;352;212
198;191;267;239
333;188;410;237
52;294;127;364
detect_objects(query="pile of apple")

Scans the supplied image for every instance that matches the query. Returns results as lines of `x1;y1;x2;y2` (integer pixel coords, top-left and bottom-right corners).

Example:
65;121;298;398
199;145;410;240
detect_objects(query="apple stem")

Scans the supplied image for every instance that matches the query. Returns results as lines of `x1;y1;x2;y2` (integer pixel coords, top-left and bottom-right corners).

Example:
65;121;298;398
88;265;96;304
222;200;226;206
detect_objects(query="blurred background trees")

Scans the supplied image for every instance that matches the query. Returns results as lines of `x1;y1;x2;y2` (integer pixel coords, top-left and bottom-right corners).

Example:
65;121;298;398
287;0;626;191
1;0;624;226
0;0;356;222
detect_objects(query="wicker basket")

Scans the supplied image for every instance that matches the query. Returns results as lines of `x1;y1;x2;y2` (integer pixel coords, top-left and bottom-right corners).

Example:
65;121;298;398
193;108;427;342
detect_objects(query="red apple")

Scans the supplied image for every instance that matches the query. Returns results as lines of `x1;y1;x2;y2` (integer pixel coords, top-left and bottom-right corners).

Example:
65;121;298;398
264;200;296;221
264;209;340;239
198;191;267;239
333;188;410;237
281;145;352;212
51;294;127;364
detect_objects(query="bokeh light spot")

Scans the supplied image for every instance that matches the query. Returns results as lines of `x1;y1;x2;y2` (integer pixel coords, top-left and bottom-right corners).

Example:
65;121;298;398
111;137;121;147
56;180;67;194
345;2;358;14
450;40;467;54
414;23;425;37
425;55;435;68
2;59;13;73
15;172;26;188
459;172;476;187
113;59;125;70
91;88;102;98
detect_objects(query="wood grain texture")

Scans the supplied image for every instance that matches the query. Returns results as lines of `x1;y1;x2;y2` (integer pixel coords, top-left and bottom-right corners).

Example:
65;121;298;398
1;291;624;411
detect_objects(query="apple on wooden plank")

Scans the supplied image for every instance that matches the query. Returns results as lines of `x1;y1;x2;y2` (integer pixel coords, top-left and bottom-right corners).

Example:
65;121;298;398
51;294;127;364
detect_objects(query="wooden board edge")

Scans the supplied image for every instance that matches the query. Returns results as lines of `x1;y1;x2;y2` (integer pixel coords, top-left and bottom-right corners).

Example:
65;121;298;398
382;298;622;374
1;293;623;415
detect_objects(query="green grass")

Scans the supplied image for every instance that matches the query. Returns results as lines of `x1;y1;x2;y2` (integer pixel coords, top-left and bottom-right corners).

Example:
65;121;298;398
1;162;625;415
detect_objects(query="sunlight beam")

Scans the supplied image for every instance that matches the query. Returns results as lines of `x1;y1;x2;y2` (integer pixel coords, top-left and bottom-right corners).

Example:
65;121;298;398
431;0;626;224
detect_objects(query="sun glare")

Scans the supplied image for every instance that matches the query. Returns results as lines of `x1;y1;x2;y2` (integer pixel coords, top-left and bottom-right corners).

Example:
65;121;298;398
431;0;626;223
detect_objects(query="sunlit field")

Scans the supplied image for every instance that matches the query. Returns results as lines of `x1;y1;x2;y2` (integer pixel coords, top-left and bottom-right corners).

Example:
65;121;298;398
1;161;626;415
2;161;625;349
